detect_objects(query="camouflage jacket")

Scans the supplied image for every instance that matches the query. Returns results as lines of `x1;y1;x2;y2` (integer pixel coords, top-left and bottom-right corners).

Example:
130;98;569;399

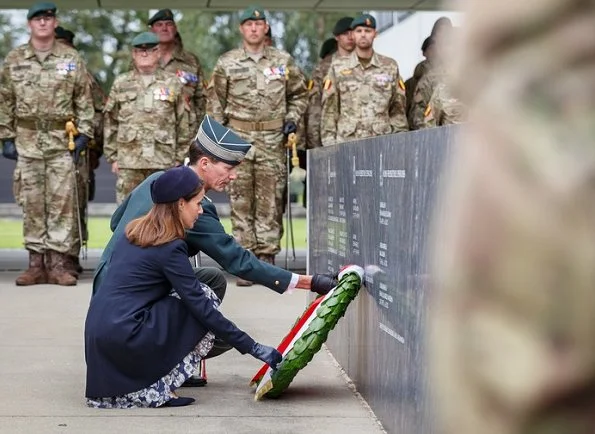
320;51;408;146
161;46;206;132
206;46;308;128
410;63;448;130
422;80;466;128
306;53;334;149
103;68;190;169
0;41;94;159
406;59;431;126
87;71;106;153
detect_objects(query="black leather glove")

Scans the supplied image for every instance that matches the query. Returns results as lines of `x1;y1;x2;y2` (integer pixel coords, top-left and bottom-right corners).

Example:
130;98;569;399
73;135;90;164
249;342;283;370
2;139;17;160
282;120;297;137
311;273;337;295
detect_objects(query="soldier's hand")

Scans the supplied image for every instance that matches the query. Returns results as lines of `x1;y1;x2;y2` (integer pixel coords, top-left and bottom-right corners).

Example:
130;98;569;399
311;273;337;295
282;121;297;137
249;343;283;370
111;161;119;175
2;139;17;161
73;135;90;164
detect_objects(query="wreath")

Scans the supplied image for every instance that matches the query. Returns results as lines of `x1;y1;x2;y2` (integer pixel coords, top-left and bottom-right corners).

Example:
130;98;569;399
251;265;364;400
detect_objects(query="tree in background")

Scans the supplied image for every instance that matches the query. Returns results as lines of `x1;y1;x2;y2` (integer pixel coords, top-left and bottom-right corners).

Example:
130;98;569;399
0;13;25;61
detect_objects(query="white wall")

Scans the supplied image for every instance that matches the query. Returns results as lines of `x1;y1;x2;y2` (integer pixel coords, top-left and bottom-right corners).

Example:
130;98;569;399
373;11;462;79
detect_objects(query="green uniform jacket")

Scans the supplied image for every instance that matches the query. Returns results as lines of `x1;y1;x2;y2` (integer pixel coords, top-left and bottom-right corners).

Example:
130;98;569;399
92;171;292;296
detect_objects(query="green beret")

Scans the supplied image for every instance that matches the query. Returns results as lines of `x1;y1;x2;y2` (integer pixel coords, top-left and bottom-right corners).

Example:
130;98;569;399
332;16;353;36
351;14;376;30
319;38;337;59
55;26;75;45
131;32;160;48
240;5;266;24
194;115;252;166
27;2;57;20
148;9;175;26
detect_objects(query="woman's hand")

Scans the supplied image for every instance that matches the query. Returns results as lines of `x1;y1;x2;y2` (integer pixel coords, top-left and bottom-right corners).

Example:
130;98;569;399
249;343;283;370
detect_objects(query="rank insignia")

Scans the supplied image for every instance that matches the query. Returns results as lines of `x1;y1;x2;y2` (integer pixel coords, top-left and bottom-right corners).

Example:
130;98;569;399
398;79;406;91
424;105;432;118
307;80;313;90
323;79;332;91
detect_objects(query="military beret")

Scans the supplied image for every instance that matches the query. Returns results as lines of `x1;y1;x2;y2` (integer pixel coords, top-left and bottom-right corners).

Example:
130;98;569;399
148;9;175;26
194;115;252;166
421;36;435;53
240;5;266;24
150;166;202;204
55;26;75;45
351;14;376;30
332;16;353;36
131;32;160;49
319;38;337;59
27;2;57;20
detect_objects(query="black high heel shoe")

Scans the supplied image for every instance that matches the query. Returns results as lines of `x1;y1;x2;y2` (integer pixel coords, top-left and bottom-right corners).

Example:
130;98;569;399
161;396;196;407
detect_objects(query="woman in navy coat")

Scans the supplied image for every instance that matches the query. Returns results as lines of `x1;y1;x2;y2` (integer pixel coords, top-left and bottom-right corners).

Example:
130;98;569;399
84;166;282;408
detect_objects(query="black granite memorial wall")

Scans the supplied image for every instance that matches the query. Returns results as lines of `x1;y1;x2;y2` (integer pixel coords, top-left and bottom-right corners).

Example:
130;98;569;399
307;126;458;434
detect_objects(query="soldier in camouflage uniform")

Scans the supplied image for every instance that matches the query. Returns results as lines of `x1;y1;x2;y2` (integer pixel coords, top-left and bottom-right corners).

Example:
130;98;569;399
104;32;191;204
0;2;94;286
306;17;353;149
430;1;595;433
320;14;408;146
206;5;308;284
410;25;455;130
405;36;435;128
56;26;107;277
148;9;206;132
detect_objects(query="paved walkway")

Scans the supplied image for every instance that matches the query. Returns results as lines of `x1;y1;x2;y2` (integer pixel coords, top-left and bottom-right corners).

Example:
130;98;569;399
0;272;385;434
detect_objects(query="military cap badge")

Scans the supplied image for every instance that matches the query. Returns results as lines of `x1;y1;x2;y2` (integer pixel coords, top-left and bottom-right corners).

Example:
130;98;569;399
365;18;371;26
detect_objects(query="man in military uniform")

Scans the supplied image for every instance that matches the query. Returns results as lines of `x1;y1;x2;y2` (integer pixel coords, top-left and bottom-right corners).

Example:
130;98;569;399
430;1;595;433
307;16;354;149
409;25;454;130
104;32;191;204
94;115;337;386
148;9;206;132
320;14;408;146
55;26;107;276
0;2;94;286
405;36;435;128
206;5;308;284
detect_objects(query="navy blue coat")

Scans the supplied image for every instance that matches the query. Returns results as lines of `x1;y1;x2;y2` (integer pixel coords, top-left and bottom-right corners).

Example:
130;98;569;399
92;171;292;296
85;236;255;398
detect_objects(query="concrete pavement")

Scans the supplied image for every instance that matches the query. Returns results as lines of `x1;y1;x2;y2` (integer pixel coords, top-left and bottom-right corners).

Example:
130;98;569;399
0;271;385;434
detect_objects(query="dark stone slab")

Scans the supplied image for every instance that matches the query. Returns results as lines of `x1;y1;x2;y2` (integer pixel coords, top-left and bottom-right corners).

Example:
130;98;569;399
307;126;458;433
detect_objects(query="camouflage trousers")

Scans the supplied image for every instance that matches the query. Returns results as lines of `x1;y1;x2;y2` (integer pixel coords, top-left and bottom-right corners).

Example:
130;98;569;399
68;154;89;257
227;130;287;256
17;154;78;254
116;168;161;204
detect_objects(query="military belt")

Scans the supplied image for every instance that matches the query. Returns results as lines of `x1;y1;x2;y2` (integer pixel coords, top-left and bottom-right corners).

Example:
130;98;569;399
228;118;284;132
17;119;68;131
